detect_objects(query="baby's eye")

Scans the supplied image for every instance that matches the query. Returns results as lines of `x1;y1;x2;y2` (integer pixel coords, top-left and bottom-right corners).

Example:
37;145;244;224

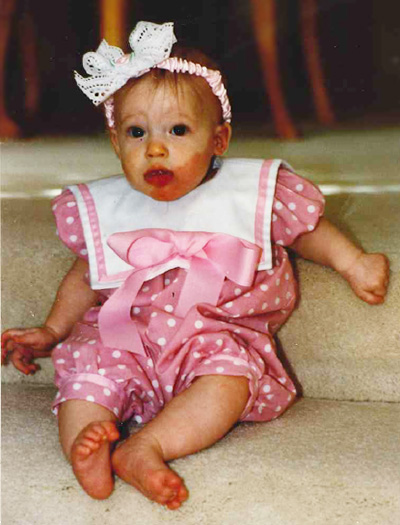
171;124;188;136
128;126;145;138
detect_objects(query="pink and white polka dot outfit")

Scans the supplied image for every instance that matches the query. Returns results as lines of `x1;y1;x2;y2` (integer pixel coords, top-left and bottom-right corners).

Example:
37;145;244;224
51;158;324;424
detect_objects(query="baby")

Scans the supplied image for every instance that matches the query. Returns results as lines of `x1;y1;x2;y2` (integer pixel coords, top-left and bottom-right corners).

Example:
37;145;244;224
1;22;390;510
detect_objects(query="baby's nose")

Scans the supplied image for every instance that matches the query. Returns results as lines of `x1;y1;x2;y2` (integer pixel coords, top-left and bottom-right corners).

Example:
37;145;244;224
146;139;168;158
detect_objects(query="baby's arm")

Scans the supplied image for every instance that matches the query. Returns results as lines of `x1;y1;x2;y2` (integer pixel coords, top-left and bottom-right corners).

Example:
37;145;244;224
289;217;390;304
1;257;100;374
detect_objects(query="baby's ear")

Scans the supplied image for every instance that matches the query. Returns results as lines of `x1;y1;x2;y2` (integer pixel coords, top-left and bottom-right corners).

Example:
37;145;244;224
109;128;121;158
213;122;232;155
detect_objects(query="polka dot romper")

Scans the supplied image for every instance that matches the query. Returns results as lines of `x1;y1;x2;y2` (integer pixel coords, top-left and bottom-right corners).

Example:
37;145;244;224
51;167;324;424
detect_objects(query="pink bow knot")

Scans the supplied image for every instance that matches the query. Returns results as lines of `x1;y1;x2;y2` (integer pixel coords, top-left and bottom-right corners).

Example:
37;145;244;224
98;229;261;355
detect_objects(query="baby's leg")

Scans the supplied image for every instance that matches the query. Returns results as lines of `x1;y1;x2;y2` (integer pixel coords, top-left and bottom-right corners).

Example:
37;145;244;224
58;400;119;500
112;374;249;509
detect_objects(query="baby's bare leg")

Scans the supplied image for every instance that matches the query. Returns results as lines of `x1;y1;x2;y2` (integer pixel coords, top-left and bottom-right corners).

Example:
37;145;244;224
58;400;119;500
112;374;249;509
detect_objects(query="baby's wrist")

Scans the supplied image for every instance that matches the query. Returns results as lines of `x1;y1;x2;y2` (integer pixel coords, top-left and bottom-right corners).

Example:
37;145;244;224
334;247;365;279
43;324;63;343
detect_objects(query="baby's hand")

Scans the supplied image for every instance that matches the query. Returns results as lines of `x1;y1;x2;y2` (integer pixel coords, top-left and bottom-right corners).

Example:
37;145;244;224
1;326;60;375
342;252;390;305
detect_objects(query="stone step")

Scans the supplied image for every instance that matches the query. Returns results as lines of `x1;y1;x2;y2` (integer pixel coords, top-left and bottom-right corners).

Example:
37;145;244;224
1;192;399;402
2;384;399;525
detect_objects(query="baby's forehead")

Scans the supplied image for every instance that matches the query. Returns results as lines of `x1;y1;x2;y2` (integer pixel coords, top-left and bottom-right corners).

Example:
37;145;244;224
116;73;220;120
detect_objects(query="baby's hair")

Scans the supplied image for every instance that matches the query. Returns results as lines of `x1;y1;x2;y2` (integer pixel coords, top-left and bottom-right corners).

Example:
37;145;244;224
109;46;228;128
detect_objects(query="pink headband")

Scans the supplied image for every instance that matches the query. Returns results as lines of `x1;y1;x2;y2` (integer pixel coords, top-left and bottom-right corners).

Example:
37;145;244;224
74;21;232;128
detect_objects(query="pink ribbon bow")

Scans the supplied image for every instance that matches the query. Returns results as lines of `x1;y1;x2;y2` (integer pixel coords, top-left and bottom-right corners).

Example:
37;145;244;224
98;229;262;355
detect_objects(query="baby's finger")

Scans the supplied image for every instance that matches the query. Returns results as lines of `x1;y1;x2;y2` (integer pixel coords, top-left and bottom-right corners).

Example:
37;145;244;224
10;351;33;375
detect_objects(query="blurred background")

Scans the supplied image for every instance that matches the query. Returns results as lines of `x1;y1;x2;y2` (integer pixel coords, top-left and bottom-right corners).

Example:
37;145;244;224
2;0;400;139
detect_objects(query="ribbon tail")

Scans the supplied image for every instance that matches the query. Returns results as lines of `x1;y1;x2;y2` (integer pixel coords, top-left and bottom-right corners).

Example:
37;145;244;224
98;268;149;355
175;258;225;317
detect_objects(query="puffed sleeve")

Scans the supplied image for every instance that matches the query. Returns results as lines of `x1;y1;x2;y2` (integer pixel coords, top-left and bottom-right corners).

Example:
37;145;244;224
271;168;325;246
51;189;88;261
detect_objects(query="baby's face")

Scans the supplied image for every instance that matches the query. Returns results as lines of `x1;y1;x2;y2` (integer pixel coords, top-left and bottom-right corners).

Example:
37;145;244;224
110;75;231;201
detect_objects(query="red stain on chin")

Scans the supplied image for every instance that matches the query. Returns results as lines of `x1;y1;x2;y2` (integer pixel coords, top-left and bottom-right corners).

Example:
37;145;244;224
149;152;212;201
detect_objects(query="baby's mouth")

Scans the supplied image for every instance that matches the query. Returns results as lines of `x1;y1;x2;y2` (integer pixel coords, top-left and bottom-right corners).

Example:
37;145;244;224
144;169;174;187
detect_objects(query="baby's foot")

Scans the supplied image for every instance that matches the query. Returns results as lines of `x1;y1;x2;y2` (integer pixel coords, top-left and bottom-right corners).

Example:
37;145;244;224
112;433;188;510
71;421;120;500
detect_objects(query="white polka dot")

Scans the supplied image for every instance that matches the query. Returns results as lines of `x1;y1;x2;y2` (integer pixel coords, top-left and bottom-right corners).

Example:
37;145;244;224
195;320;203;329
225;301;233;308
56;343;63;349
151;312;158;318
262;302;268;310
164;278;171;285
72;383;82;391
157;337;167;346
97;356;101;363
86;395;95;402
307;205;316;213
267;269;274;275
222;347;231;353
288;203;296;211
60;398;66;403
164;304;174;313
279;377;287;384
56;359;65;364
69;235;78;243
134;415;143;423
117;364;126;369
234;288;242;296
292;214;298;221
276;278;281;286
182;338;189;344
216;339;223;346
275;297;281;305
234;329;241;334
80;249;88;256
275;201;283;210
147;391;155;398
132;307;141;315
167;318;176;327
113;407;119;416
142;285;150;292
264;344;272;352
67;201;77;207
285;273;290;280
165;385;173;393
248;308;255;315
285;228;292;235
52;204;58;211
244;292;251;298
88;339;96;345
216;367;224;373
66;216;74;225
307;224;315;231
267;394;274;400
151;294;158;301
276;240;284;246
272;213;278;222
193;352;201;358
260;284;269;291
204;359;212;365
286;292;292;299
152;380;159;388
274;406;282;412
103;388;111;396
98;369;106;376
112;350;121;358
86;365;92;372
198;336;205;343
233;359;242;366
295;184;304;192
73;351;80;358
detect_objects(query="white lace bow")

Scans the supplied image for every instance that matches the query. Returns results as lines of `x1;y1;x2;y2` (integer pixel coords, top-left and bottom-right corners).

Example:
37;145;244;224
74;21;177;105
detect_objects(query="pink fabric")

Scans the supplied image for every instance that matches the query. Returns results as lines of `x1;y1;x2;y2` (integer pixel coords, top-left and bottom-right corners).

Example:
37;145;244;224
51;167;324;424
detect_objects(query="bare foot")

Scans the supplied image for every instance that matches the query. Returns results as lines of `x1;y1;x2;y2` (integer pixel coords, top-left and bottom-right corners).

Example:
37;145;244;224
71;421;120;500
112;433;189;510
